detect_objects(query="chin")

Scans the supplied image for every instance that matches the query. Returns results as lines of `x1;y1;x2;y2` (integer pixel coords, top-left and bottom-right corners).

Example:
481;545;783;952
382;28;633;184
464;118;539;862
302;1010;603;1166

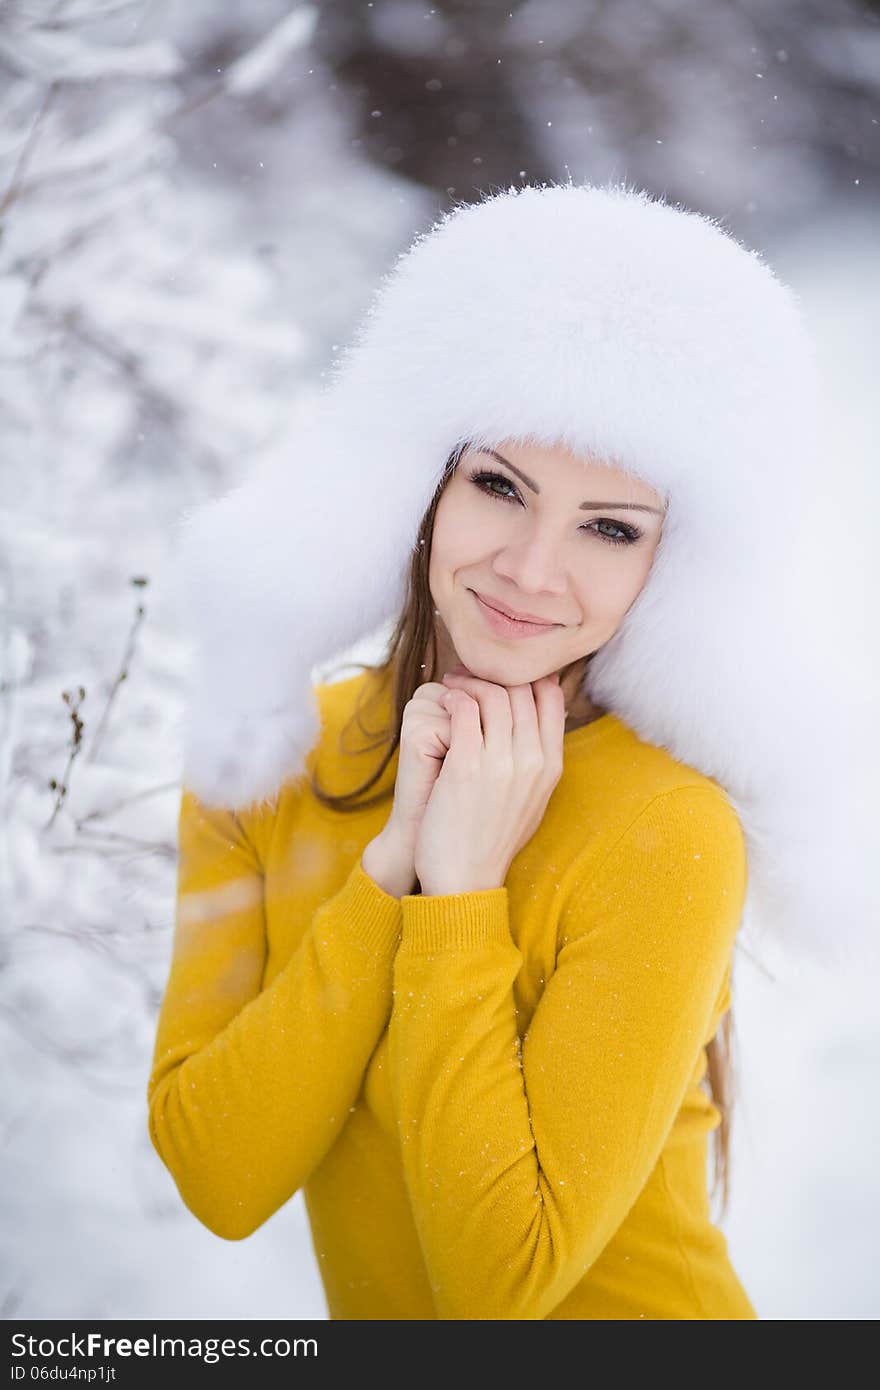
458;648;549;684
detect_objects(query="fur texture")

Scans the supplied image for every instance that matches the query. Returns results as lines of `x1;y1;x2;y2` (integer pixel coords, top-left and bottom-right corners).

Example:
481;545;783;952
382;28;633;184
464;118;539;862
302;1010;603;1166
172;180;878;967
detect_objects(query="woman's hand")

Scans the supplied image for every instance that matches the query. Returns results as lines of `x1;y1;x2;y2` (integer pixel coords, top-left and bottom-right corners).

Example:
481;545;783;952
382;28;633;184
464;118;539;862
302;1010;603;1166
413;670;566;896
363;680;453;896
390;679;456;840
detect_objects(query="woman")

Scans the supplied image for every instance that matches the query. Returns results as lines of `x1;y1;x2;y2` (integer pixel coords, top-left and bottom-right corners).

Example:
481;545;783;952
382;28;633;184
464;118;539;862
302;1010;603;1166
148;183;872;1319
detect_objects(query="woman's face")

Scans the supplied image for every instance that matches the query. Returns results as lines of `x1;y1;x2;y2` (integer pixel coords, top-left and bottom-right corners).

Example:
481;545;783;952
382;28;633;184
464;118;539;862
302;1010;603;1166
428;439;666;689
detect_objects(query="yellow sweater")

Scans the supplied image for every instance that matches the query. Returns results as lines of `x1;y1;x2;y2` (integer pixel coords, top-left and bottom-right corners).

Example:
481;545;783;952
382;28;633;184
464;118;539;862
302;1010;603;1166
147;668;757;1320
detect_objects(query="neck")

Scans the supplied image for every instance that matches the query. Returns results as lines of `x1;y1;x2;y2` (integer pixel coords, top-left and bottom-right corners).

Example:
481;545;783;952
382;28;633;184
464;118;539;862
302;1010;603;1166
428;625;602;732
560;665;604;733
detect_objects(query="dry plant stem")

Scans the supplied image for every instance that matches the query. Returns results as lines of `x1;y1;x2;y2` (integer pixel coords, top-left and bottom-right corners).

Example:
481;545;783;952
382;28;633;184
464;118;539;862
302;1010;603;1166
44;686;85;831
86;586;147;765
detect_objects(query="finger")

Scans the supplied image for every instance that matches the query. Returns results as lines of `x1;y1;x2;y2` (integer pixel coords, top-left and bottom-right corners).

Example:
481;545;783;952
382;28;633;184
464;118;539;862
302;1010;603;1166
413;680;457;707
410;686;458;726
443;688;484;761
440;673;512;755
416;708;455;745
506;681;544;768
531;673;566;771
402;694;453;742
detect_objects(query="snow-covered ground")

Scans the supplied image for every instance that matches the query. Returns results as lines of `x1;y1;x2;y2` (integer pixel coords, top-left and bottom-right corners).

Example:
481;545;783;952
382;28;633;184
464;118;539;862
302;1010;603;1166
1;12;877;1319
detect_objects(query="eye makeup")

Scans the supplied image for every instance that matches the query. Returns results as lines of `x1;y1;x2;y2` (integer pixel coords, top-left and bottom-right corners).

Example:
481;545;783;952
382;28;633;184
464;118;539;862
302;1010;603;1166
467;468;644;547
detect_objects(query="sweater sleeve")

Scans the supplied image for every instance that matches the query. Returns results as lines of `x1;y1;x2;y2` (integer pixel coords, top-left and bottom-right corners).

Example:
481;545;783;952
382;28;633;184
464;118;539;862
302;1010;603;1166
387;785;747;1320
147;788;402;1241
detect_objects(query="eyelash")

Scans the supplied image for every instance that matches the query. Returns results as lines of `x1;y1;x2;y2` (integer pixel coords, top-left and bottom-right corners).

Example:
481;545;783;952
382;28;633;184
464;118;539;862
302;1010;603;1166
467;470;644;547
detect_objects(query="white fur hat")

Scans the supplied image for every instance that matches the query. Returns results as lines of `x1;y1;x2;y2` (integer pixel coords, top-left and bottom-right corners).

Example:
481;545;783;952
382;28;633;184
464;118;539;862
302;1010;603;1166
172;180;878;967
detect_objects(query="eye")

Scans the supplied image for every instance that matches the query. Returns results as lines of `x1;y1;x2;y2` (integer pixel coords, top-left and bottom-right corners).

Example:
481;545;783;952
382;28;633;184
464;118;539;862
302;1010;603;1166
468;469;643;547
470;470;519;504
589;518;641;547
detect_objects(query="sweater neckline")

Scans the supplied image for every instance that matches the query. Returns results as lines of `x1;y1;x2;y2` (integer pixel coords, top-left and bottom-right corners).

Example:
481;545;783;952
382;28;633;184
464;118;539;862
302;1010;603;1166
563;710;621;745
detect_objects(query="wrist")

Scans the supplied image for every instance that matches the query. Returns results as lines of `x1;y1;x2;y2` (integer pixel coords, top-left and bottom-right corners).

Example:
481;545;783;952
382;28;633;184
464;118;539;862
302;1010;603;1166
362;825;417;900
419;873;506;896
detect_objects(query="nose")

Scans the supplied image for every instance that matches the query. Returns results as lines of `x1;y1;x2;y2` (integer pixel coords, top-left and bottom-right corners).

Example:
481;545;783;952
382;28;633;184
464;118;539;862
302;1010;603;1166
490;528;568;597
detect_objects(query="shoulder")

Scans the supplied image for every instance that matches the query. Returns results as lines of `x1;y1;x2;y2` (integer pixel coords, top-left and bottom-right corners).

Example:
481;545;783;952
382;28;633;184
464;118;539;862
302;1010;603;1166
556;762;748;973
572;712;732;799
312;666;379;739
309;665;393;770
570;711;741;817
269;664;394;817
559;714;747;895
183;668;386;860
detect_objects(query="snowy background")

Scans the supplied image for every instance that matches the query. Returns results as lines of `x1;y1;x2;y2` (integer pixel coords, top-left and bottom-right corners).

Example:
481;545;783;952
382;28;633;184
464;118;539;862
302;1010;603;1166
1;0;878;1320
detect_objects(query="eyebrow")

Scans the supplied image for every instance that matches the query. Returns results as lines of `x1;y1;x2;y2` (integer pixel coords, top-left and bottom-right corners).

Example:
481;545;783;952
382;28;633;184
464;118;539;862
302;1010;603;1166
475;448;667;515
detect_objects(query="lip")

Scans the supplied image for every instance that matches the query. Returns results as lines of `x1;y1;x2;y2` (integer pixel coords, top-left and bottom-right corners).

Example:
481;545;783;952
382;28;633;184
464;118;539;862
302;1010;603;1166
470;589;562;638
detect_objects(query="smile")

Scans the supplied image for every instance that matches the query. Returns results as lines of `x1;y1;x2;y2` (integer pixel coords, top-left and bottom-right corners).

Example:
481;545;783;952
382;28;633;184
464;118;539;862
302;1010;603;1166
470;590;562;638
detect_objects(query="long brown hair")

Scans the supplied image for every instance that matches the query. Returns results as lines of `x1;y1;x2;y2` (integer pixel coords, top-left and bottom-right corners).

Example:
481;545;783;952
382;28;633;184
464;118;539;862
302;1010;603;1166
309;439;737;1220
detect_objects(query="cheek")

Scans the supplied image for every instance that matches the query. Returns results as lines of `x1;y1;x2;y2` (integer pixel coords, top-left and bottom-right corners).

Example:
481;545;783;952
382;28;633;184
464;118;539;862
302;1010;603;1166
571;550;652;619
431;492;493;576
624;539;660;599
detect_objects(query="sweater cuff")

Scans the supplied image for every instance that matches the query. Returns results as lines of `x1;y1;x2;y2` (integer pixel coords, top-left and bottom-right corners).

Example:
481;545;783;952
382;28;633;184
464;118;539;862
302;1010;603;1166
335;855;403;955
399;888;512;953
